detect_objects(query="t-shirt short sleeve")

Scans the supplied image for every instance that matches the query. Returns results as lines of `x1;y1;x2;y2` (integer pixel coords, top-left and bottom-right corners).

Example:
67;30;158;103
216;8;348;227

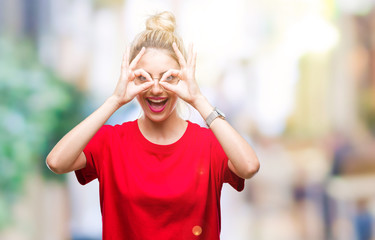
210;132;244;192
75;125;112;185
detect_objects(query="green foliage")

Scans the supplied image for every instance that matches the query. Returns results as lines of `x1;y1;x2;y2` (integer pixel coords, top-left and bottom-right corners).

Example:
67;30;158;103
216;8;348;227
359;88;375;135
0;37;84;228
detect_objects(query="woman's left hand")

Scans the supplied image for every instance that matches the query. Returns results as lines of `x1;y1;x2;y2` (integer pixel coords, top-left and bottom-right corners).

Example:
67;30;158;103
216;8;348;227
159;43;203;107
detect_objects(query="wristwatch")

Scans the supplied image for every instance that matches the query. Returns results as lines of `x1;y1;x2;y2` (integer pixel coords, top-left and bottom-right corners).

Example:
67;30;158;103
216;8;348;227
206;107;226;127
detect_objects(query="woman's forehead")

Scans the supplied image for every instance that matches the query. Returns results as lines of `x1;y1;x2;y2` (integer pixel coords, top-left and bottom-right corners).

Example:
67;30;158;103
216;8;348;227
136;48;179;71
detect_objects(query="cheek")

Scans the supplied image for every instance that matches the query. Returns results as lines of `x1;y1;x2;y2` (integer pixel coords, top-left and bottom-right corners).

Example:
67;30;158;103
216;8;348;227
169;95;179;108
136;95;144;106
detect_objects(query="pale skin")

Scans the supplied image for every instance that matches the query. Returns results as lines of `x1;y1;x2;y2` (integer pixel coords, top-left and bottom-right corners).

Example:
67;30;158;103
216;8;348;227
46;43;260;179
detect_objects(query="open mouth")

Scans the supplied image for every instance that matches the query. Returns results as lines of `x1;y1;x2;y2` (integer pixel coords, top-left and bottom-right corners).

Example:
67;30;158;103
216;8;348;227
146;97;168;113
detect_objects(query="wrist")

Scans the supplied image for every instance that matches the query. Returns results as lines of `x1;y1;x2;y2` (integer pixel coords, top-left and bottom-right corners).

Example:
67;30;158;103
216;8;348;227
107;95;123;111
191;95;214;120
205;107;226;127
191;93;205;109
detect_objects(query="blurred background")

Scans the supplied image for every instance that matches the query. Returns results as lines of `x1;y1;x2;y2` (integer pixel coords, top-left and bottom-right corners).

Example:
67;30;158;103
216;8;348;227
1;0;375;239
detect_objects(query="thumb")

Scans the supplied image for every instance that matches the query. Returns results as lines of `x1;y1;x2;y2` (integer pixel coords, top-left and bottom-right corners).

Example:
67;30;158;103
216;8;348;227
133;81;153;95
159;81;178;93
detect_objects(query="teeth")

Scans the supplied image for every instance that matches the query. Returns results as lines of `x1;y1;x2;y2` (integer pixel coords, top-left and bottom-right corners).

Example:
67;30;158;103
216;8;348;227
149;99;166;103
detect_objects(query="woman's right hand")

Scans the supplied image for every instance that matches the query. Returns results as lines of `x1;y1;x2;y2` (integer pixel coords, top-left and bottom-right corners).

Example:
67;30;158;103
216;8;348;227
47;47;153;174
112;47;153;108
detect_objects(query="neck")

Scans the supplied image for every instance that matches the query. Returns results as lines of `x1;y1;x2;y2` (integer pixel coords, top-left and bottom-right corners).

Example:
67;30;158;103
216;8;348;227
138;111;187;145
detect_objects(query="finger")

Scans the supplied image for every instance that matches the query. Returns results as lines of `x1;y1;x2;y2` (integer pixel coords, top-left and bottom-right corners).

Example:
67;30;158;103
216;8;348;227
133;69;153;86
188;43;193;66
159;81;178;93
173;42;186;68
134;80;154;93
160;69;180;83
125;46;130;67
191;48;197;73
121;46;130;70
129;47;146;70
134;69;153;82
121;53;126;69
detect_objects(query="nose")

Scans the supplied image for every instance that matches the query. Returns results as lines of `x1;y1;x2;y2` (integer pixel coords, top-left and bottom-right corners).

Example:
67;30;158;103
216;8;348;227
150;78;163;95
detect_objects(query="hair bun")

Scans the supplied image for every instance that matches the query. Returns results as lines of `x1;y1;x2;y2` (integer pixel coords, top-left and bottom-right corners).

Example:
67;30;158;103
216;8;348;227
146;11;176;33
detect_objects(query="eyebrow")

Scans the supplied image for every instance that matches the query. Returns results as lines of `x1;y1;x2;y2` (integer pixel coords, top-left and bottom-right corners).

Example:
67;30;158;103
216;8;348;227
145;70;168;78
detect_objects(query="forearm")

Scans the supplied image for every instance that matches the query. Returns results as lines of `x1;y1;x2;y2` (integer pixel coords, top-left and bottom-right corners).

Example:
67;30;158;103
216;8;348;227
193;95;260;179
46;96;120;174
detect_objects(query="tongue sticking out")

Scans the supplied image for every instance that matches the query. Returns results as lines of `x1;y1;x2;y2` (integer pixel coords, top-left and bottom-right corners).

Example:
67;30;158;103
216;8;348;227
147;99;167;112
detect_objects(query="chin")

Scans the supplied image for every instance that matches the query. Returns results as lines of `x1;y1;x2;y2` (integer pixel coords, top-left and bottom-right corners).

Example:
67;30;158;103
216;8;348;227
142;110;175;123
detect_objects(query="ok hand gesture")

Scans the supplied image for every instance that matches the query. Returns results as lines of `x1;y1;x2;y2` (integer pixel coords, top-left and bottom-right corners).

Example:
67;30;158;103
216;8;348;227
112;47;153;108
159;43;203;108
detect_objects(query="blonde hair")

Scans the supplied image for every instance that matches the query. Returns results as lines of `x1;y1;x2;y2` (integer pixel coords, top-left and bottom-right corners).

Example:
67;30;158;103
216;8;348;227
129;11;186;63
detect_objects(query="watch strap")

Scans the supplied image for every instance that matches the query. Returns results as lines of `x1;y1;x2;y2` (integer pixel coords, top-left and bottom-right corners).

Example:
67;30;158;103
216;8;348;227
205;107;225;127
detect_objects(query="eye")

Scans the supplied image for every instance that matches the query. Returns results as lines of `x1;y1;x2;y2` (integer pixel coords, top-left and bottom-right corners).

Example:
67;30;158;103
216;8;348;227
137;75;147;81
166;75;175;81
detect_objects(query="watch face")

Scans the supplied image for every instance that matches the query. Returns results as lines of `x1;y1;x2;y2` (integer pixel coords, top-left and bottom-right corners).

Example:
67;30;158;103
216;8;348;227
216;108;226;118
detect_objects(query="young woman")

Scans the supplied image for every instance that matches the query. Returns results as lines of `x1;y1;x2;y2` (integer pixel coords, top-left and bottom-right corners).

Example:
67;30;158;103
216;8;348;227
47;11;259;240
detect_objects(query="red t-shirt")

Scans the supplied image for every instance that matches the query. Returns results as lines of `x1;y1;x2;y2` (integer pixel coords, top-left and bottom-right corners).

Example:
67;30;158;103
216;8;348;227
75;120;244;240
